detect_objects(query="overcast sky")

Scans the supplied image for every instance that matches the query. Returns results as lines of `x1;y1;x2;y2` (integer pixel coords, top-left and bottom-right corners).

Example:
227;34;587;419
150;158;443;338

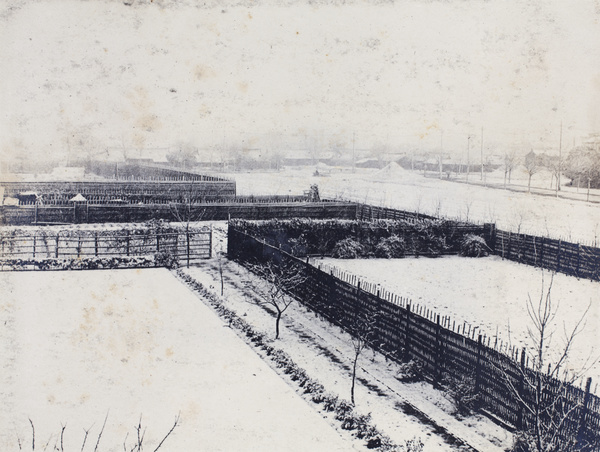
1;0;599;161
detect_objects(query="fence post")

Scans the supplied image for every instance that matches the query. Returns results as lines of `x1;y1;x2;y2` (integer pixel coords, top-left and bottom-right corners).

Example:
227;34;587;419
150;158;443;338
209;224;213;258
33;235;36;258
186;231;190;268
95;233;98;256
517;348;527;430
435;314;442;387
483;223;496;253
475;334;482;394
126;231;130;256
577;377;592;443
577;243;581;278
55;235;59;258
156;233;160;252
404;304;412;362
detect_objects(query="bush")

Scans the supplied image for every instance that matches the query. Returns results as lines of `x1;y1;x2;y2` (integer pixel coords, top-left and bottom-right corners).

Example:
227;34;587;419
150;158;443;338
154;251;179;269
460;234;489;257
332;237;365;259
374;235;407;258
395;359;424;383
444;373;480;417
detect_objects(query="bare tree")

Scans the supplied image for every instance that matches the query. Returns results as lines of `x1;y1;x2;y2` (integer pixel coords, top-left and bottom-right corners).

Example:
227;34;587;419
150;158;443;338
503;274;595;452
246;259;307;340
524;151;540;193
345;301;379;406
18;413;180;452
504;151;518;187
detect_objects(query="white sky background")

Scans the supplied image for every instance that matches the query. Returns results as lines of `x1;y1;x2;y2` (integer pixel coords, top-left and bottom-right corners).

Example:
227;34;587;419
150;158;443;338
1;0;599;160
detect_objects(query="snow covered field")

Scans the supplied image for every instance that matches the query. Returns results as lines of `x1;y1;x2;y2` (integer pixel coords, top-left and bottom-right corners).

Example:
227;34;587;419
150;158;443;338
0;269;354;451
223;167;600;244
312;255;600;390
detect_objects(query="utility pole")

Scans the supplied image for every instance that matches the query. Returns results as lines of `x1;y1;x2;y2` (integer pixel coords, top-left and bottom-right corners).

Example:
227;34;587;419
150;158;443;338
352;131;356;173
439;130;443;179
480;127;484;182
466;135;471;183
557;121;562;197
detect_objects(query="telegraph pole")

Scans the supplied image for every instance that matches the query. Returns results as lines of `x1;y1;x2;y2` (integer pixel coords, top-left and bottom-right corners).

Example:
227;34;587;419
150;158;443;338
352;131;356;173
466;135;471;183
480;127;484;182
557;121;562;197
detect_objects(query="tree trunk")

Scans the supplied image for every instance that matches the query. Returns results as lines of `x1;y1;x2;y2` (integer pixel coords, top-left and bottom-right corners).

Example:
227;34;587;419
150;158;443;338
275;310;282;340
351;350;360;405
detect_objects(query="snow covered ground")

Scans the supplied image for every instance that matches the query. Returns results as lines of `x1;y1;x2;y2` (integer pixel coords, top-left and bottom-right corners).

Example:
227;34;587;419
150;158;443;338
0;269;355;451
183;259;513;452
222;167;600;244
312;255;600;391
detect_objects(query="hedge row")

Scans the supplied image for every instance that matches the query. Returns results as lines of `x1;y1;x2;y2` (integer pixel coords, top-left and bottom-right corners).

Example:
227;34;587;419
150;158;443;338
175;269;424;452
230;218;485;258
0;251;179;271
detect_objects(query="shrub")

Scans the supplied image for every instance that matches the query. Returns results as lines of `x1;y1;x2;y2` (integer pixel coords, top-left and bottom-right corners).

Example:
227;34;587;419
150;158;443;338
332;237;364;259
395;359;424;383
460;234;489;257
374;235;407;258
154;251;179;269
444;373;480;417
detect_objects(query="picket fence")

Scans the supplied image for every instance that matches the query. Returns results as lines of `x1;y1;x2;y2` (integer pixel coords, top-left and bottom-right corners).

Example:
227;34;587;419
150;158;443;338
227;226;600;450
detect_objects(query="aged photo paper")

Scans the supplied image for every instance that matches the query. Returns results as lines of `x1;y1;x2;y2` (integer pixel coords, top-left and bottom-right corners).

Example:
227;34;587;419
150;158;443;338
1;0;599;450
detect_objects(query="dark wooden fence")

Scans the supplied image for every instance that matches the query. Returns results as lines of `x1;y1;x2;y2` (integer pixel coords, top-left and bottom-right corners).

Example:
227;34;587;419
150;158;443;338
353;203;600;282
227;226;600;449
0;227;212;268
491;229;600;281
355;203;439;223
0;201;357;225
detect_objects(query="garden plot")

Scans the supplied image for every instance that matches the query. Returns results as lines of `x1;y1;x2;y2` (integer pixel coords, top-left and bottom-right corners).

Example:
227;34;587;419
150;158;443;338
0;268;354;452
312;255;600;388
182;260;513;452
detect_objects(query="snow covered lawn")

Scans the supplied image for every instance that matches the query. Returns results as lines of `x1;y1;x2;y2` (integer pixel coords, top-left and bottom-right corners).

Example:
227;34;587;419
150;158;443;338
312;255;600;388
0;268;354;451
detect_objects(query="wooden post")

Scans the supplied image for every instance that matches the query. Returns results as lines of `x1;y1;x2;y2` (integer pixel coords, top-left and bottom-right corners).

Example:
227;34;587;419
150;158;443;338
33;235;36;258
475;334;482;394
156;233;160;252
578;377;593;441
126;230;130;256
209;224;213;258
435;314;442;387
95;233;98;256
55;235;59;258
577;243;581;278
186;231;190;268
517;348;527;430
405;304;412;362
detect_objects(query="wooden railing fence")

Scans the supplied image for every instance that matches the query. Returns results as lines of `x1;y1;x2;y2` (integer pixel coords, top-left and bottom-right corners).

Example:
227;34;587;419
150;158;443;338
0;227;212;268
